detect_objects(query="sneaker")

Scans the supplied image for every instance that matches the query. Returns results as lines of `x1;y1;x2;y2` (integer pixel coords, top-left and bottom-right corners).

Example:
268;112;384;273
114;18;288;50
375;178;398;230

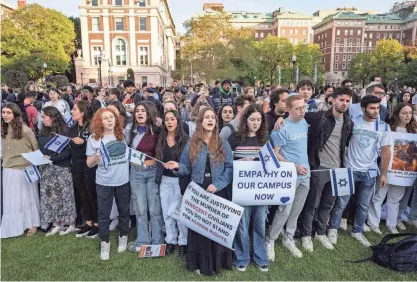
76;225;92;238
109;218;119;231
301;236;313;252
259;265;269;272
315;234;334;250
351;232;371;247
59;225;75;236
100;241;110;260
387;226;399;234
266;239;275;261
340;218;348;231
363;223;371;233
409;220;417;229
327;229;338;245
369;225;382;235
282;237;302;258
118;236;128;253
397;221;407;231
236;265;247;272
86;226;98;239
45;225;60;237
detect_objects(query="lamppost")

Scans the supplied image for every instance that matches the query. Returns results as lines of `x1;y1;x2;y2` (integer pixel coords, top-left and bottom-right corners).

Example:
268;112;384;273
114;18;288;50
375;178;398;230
43;62;47;84
98;51;103;86
292;55;297;83
81;72;83;86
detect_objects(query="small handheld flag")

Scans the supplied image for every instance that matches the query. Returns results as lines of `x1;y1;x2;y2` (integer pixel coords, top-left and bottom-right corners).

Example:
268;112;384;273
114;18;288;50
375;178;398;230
63;110;74;127
23;165;41;184
100;141;111;170
128;148;146;166
330;168;355;197
44;134;71;153
258;141;280;174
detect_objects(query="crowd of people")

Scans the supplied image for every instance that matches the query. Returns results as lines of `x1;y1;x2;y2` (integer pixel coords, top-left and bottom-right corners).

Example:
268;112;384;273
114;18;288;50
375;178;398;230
1;77;417;276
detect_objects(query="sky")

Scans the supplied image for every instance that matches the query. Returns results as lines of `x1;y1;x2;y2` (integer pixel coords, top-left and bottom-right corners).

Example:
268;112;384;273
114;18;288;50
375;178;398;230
8;0;396;33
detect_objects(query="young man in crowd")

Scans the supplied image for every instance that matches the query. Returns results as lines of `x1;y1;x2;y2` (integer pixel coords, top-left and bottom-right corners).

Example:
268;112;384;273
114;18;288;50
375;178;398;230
95;87;107;108
266;88;288;133
120;79;140;112
267;93;310;260
219;95;251;140
23;91;39;131
212;80;236;113
82;86;102;113
109;88;121;102
299;87;354;252
328;95;391;247
297;78;323;113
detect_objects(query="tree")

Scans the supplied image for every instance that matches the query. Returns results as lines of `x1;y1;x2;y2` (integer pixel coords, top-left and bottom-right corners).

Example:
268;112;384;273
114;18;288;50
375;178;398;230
49;75;69;88
348;52;373;87
1;4;75;80
68;16;81;50
398;59;417;87
370;39;404;85
294;43;324;86
127;68;135;81
3;70;28;88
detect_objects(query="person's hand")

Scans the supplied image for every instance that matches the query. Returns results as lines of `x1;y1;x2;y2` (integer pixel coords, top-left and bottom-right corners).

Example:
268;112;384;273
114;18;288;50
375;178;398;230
43;155;51;160
155;117;163;127
123;93;132;102
72;137;85;145
165;161;179;170
93;154;102;164
295;165;308;176
274;117;285;130
207;184;217;193
380;175;387;188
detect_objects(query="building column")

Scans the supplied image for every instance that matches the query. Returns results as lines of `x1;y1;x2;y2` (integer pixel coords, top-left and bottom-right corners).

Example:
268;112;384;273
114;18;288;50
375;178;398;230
80;10;90;68
330;25;336;73
74;50;84;86
129;8;137;67
103;9;111;66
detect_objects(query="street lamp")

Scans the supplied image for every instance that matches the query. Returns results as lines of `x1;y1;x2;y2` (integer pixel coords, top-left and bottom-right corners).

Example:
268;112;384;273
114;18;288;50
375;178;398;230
98;51;103;86
43;62;47;84
81;72;83;87
292;55;297;84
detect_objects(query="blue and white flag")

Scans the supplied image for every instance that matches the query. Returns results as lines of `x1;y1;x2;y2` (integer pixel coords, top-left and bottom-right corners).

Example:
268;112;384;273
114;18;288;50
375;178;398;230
44;134;71;153
23;165;41;184
63;110;74;127
100;141;111;170
258;141;280;173
128;148;146;166
366;162;380;179
330;168;355;197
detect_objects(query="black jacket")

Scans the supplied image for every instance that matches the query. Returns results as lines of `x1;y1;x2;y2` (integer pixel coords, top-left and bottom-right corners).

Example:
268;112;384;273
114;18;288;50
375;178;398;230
266;110;288;133
305;109;354;170
38;126;72;168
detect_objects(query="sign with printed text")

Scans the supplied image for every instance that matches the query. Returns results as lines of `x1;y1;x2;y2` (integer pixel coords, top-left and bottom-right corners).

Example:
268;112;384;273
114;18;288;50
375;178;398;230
232;161;297;206
137;244;166;258
387;132;417;186
179;182;243;250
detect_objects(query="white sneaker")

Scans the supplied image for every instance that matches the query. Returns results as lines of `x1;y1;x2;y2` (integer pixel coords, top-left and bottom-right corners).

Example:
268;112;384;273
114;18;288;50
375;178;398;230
409;220;417;229
340;218;348;231
45;226;60;237
118;236;128;253
368;225;382;235
387;226;399;234
109;218;119;231
266;239;275;261
282;238;302;258
351;232;371;247
327;229;338;245
363;223;371;233
397;221;407;231
315;234;334;250
301;236;313;252
59;225;75;236
100;241;110;260
235;265;247;272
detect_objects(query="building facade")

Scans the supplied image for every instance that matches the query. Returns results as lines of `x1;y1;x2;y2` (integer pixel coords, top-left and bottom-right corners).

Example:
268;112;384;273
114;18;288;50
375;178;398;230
76;0;176;87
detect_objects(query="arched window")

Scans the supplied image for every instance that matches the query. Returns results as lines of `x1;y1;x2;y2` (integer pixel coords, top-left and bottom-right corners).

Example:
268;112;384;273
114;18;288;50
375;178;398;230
114;38;127;66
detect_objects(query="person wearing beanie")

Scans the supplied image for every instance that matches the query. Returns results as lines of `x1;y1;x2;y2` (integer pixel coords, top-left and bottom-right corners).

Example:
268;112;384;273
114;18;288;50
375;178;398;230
209;80;236;113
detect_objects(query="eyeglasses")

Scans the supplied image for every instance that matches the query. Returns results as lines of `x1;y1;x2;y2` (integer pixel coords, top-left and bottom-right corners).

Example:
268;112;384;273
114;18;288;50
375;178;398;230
374;91;385;96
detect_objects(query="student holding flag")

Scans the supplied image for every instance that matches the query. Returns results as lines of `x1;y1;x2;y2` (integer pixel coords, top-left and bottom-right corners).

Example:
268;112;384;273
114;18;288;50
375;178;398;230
86;108;130;260
228;104;270;272
266;94;310;260
155;110;190;255
328;95;391;247
38;106;76;236
1;103;41;238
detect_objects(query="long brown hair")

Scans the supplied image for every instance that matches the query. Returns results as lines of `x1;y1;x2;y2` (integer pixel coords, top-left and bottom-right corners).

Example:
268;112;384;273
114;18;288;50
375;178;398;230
237;104;268;145
91;108;125;141
155;110;187;160
188;107;225;165
389;103;417;133
1;103;24;139
40;106;67;136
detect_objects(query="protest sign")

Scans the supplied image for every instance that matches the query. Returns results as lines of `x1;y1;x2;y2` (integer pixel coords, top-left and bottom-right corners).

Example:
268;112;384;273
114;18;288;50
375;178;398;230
232;161;297;206
387;132;417;186
179;182;243;250
137;244;166;258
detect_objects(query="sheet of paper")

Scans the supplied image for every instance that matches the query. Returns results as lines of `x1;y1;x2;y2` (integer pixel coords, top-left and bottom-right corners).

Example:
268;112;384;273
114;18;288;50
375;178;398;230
21;150;52;166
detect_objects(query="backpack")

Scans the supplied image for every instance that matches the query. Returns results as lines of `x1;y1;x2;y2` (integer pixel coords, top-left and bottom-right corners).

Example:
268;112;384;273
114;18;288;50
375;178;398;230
351;233;417;272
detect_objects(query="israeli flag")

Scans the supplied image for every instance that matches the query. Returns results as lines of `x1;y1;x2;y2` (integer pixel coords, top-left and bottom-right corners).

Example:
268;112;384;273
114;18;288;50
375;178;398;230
100;141;110;170
330;168;355;197
44;134;71;153
366;162;380;179
258;141;280;174
128;148;146;166
23;165;41;184
63;110;74;127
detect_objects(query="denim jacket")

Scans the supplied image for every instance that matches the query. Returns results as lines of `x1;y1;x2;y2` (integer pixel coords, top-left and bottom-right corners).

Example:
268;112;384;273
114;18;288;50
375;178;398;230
178;139;233;191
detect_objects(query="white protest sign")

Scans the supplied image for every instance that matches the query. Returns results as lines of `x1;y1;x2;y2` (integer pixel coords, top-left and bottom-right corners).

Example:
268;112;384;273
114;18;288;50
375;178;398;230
137;244;166;258
179;182;243;250
21;150;53;166
387;132;417;186
232;161;297;206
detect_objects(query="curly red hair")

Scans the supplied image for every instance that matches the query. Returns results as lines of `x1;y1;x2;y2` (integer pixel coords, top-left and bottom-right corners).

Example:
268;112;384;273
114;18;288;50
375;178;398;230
91;108;125;141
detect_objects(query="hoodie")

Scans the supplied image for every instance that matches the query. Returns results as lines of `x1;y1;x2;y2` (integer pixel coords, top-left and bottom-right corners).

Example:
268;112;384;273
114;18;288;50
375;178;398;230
212;80;236;113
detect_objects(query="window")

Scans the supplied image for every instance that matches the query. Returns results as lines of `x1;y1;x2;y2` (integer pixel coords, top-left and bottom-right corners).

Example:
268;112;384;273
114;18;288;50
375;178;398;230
369;33;373;39
357;38;361;45
115;0;123;6
369;41;372;47
141;76;148;84
364;33;368;38
303;29;307;35
115;17;123;31
92;0;99;6
357;47;361;52
255;32;258;38
337;29;340;35
385;25;387;29
376;33;380;39
140;17;146;31
336;38;340;45
294;38;298;44
325;32;327;38
114;39;127;66
348;63;351;68
137;0;146;6
348;55;352;61
358;30;361;35
92;17;100;31
343;55;347;61
261;32;264;38
349;38;353;44
348;47;351;52
334;63;338;69
290;29;293;35
335;55;339;61
377;25;380;29
295;29;298;35
92;46;102;66
302;38;307;44
281;29;285;35
342;63;346;69
389;33;392;39
139;47;148;65
384;33;388;39
344;30;348;35
344;38;348;44
396;33;400;39
350;30;353;35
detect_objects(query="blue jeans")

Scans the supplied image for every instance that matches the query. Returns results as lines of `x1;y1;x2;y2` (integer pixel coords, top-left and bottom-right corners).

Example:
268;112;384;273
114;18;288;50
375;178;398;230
329;171;376;233
233;205;268;267
130;165;163;246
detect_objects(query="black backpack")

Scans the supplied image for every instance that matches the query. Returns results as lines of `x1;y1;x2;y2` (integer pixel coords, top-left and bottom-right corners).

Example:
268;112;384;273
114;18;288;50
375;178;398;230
352;233;417;272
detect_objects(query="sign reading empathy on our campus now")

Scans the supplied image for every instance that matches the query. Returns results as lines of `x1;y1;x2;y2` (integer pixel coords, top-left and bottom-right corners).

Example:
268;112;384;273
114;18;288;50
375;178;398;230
178;182;243;250
232;161;297;206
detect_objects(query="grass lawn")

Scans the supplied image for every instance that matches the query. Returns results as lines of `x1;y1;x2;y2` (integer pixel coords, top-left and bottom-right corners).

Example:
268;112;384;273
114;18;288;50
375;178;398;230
1;224;417;281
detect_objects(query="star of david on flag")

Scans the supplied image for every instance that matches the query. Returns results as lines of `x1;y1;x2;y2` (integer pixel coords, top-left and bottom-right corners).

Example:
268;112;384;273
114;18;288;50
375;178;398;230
258;141;280;174
44;134;71;153
330;168;355;197
23;165;41;184
128;148;146;167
